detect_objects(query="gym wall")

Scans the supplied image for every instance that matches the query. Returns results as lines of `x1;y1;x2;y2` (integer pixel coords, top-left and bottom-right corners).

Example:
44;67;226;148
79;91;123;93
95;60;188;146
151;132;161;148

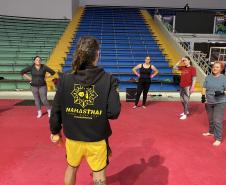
79;0;226;9
0;0;79;19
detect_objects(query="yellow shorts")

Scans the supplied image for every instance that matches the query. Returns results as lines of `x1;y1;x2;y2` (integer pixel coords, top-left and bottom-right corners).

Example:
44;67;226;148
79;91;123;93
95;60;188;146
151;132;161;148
65;138;110;172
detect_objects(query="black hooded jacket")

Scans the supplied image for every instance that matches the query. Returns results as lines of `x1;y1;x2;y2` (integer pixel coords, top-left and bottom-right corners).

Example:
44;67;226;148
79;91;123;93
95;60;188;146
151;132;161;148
49;66;121;142
21;64;55;86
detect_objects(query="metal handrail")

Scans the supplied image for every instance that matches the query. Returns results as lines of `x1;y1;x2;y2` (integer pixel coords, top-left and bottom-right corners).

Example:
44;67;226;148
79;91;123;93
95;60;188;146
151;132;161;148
159;16;211;75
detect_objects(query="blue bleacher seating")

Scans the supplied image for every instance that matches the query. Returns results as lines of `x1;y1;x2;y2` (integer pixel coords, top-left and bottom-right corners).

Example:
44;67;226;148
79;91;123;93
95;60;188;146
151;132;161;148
63;7;179;91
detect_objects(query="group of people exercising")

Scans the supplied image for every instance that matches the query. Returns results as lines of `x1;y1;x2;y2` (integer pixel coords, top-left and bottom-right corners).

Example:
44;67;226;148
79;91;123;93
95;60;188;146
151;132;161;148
21;36;225;185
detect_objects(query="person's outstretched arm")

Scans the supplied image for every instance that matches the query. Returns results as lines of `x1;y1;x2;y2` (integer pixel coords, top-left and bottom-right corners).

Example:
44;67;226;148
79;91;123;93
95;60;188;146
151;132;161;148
132;64;142;77
21;65;32;81
201;78;207;103
173;60;182;70
151;65;159;78
49;77;63;135
190;67;197;94
45;65;56;77
107;77;121;119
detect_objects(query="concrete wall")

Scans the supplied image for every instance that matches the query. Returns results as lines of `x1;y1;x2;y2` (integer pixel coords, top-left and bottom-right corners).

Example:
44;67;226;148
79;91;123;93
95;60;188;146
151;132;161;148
0;0;73;19
1;0;224;19
79;0;226;9
72;0;79;17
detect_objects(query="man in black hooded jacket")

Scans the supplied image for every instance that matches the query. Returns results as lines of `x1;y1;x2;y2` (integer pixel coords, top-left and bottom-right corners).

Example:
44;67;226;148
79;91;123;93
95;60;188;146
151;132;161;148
49;36;121;185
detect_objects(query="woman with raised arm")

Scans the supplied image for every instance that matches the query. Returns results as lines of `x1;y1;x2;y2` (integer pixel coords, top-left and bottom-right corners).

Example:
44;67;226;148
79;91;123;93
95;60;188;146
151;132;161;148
132;56;158;109
173;56;196;120
201;61;226;146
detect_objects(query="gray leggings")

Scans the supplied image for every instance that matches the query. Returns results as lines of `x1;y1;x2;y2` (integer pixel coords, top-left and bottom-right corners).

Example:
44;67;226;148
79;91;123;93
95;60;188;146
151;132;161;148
205;103;225;141
180;87;190;115
31;86;51;111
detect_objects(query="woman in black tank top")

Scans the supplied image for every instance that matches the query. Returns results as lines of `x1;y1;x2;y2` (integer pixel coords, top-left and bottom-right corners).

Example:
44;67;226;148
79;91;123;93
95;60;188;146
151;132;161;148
132;56;159;108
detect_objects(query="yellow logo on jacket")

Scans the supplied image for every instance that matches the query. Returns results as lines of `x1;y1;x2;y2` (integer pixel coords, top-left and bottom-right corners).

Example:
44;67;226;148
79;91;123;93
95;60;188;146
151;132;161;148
71;84;98;108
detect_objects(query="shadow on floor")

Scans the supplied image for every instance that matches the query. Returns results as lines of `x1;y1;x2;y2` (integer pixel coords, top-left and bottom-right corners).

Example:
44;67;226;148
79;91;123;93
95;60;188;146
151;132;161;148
107;155;169;185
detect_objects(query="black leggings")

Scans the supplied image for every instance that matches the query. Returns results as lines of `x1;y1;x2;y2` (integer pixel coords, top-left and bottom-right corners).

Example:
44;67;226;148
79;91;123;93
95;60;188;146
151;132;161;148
135;79;151;106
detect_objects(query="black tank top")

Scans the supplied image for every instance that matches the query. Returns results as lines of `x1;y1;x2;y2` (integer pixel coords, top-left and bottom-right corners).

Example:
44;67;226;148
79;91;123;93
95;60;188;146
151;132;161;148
139;64;152;79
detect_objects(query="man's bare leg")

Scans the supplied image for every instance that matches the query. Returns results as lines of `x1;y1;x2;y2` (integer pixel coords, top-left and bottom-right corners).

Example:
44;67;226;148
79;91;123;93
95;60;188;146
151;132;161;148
93;169;106;185
64;165;78;185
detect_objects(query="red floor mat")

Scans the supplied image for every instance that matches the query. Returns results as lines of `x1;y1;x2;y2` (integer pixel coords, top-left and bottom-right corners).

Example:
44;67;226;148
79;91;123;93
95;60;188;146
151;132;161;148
0;100;226;185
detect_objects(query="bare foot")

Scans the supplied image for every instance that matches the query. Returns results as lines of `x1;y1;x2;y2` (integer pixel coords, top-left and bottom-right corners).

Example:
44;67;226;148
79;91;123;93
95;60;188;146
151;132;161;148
213;140;221;146
202;132;214;136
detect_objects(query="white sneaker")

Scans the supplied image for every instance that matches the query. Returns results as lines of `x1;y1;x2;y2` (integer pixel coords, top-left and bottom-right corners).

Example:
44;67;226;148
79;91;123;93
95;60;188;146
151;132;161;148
213;140;221;146
180;112;189;116
180;114;187;120
47;109;51;118
37;110;42;118
132;106;138;109
142;106;146;109
202;132;214;136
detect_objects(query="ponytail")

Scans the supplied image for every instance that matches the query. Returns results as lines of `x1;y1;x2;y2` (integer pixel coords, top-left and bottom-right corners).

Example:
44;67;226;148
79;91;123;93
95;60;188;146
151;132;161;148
72;36;99;74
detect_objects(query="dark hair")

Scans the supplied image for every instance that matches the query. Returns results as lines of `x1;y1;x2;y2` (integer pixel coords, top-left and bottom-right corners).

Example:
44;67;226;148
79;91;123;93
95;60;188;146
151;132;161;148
72;36;99;73
146;55;151;59
184;56;192;66
145;55;151;63
33;56;41;61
